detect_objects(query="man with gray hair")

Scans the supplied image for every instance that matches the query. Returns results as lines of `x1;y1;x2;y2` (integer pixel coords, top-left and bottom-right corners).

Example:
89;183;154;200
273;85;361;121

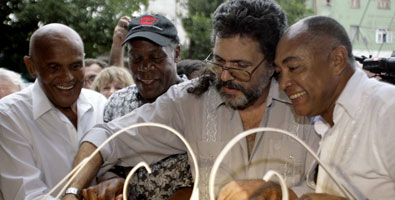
0;68;25;99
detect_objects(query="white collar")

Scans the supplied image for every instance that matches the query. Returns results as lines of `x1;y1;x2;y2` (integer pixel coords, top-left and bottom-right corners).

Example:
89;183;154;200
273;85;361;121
32;80;94;120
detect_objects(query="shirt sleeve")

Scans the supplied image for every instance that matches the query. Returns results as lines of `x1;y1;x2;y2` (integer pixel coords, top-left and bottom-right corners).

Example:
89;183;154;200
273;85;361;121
81;84;189;176
377;94;395;183
103;86;139;123
0;113;56;200
103;93;117;123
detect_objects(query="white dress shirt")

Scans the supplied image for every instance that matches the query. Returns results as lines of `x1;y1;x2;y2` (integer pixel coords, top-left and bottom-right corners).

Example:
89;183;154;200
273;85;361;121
314;68;395;199
0;80;107;200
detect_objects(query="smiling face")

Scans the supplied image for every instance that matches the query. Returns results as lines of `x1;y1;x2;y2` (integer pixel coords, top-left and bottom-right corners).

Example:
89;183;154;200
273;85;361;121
274;24;340;119
213;35;273;109
128;40;179;102
25;26;85;110
99;81;124;99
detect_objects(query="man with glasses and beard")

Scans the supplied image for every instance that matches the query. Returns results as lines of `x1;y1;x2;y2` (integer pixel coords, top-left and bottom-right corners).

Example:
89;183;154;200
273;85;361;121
64;0;319;199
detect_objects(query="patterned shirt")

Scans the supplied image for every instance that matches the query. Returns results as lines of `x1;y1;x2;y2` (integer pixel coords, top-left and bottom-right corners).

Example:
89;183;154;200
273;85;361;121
104;75;188;122
104;85;141;123
103;75;191;199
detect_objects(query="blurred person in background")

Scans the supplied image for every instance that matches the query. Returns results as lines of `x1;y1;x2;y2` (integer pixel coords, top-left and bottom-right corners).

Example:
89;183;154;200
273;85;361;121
84;58;109;89
0;68;25;99
90;66;134;99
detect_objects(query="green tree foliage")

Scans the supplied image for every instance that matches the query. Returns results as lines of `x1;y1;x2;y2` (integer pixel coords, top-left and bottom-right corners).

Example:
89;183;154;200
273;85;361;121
276;0;313;25
0;0;147;80
177;0;224;60
178;0;312;60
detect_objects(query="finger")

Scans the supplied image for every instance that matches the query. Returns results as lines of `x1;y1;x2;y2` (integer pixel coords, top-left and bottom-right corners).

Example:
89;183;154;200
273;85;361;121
217;181;240;200
85;188;99;200
82;188;88;199
100;188;115;200
299;194;313;200
82;188;98;200
118;17;130;29
120;16;131;21
119;21;128;29
115;194;123;200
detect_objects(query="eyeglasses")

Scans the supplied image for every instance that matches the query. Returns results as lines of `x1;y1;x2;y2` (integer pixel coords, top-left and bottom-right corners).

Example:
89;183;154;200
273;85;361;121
204;53;266;82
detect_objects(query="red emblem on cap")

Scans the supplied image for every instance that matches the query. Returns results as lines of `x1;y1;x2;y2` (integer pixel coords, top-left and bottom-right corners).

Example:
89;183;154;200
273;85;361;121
139;16;158;25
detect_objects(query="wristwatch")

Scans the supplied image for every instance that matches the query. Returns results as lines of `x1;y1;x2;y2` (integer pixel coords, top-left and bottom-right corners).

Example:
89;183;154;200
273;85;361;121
65;187;81;199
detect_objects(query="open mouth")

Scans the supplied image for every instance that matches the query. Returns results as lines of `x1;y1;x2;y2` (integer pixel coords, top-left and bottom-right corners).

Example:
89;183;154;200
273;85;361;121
222;86;239;93
56;85;74;90
140;79;155;85
289;91;306;100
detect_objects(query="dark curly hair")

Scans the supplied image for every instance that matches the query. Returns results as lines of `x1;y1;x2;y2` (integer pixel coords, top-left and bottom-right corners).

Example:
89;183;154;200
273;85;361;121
188;0;287;95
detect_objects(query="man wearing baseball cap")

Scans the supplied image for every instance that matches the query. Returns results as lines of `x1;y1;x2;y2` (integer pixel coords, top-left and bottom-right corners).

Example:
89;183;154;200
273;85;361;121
123;14;179;46
118;14;184;105
64;14;192;200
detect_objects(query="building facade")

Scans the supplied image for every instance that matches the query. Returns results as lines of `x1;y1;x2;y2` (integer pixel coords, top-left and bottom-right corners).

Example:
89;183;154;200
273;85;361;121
306;0;395;57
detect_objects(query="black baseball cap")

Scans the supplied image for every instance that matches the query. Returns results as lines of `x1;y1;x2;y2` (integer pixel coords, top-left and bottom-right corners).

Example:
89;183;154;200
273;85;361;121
122;14;179;46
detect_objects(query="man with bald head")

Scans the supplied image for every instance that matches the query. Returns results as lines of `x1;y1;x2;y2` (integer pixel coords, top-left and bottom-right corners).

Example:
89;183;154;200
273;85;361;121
275;15;395;200
0;24;107;200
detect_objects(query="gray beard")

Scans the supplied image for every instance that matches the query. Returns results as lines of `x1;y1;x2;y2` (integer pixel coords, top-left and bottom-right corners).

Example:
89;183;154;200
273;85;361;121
215;76;271;110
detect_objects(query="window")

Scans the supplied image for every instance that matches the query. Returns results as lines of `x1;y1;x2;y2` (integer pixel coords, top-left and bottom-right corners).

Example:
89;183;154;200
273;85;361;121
350;25;360;41
377;0;390;9
376;28;393;44
351;0;360;8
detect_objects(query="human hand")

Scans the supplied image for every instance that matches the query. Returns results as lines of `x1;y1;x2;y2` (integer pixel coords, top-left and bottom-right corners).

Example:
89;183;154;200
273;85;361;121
217;179;298;200
62;194;79;200
81;177;125;200
112;16;131;46
299;193;347;200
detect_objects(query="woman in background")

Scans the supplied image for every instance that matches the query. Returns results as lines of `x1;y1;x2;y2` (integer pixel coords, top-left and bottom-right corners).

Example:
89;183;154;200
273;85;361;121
0;68;25;99
91;66;134;99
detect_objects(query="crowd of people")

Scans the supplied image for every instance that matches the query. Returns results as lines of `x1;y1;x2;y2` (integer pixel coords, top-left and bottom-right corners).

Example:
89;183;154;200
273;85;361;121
0;0;394;200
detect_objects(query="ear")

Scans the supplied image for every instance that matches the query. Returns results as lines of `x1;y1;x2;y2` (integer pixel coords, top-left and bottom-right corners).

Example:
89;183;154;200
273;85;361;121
174;44;181;63
24;56;36;78
329;46;348;75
